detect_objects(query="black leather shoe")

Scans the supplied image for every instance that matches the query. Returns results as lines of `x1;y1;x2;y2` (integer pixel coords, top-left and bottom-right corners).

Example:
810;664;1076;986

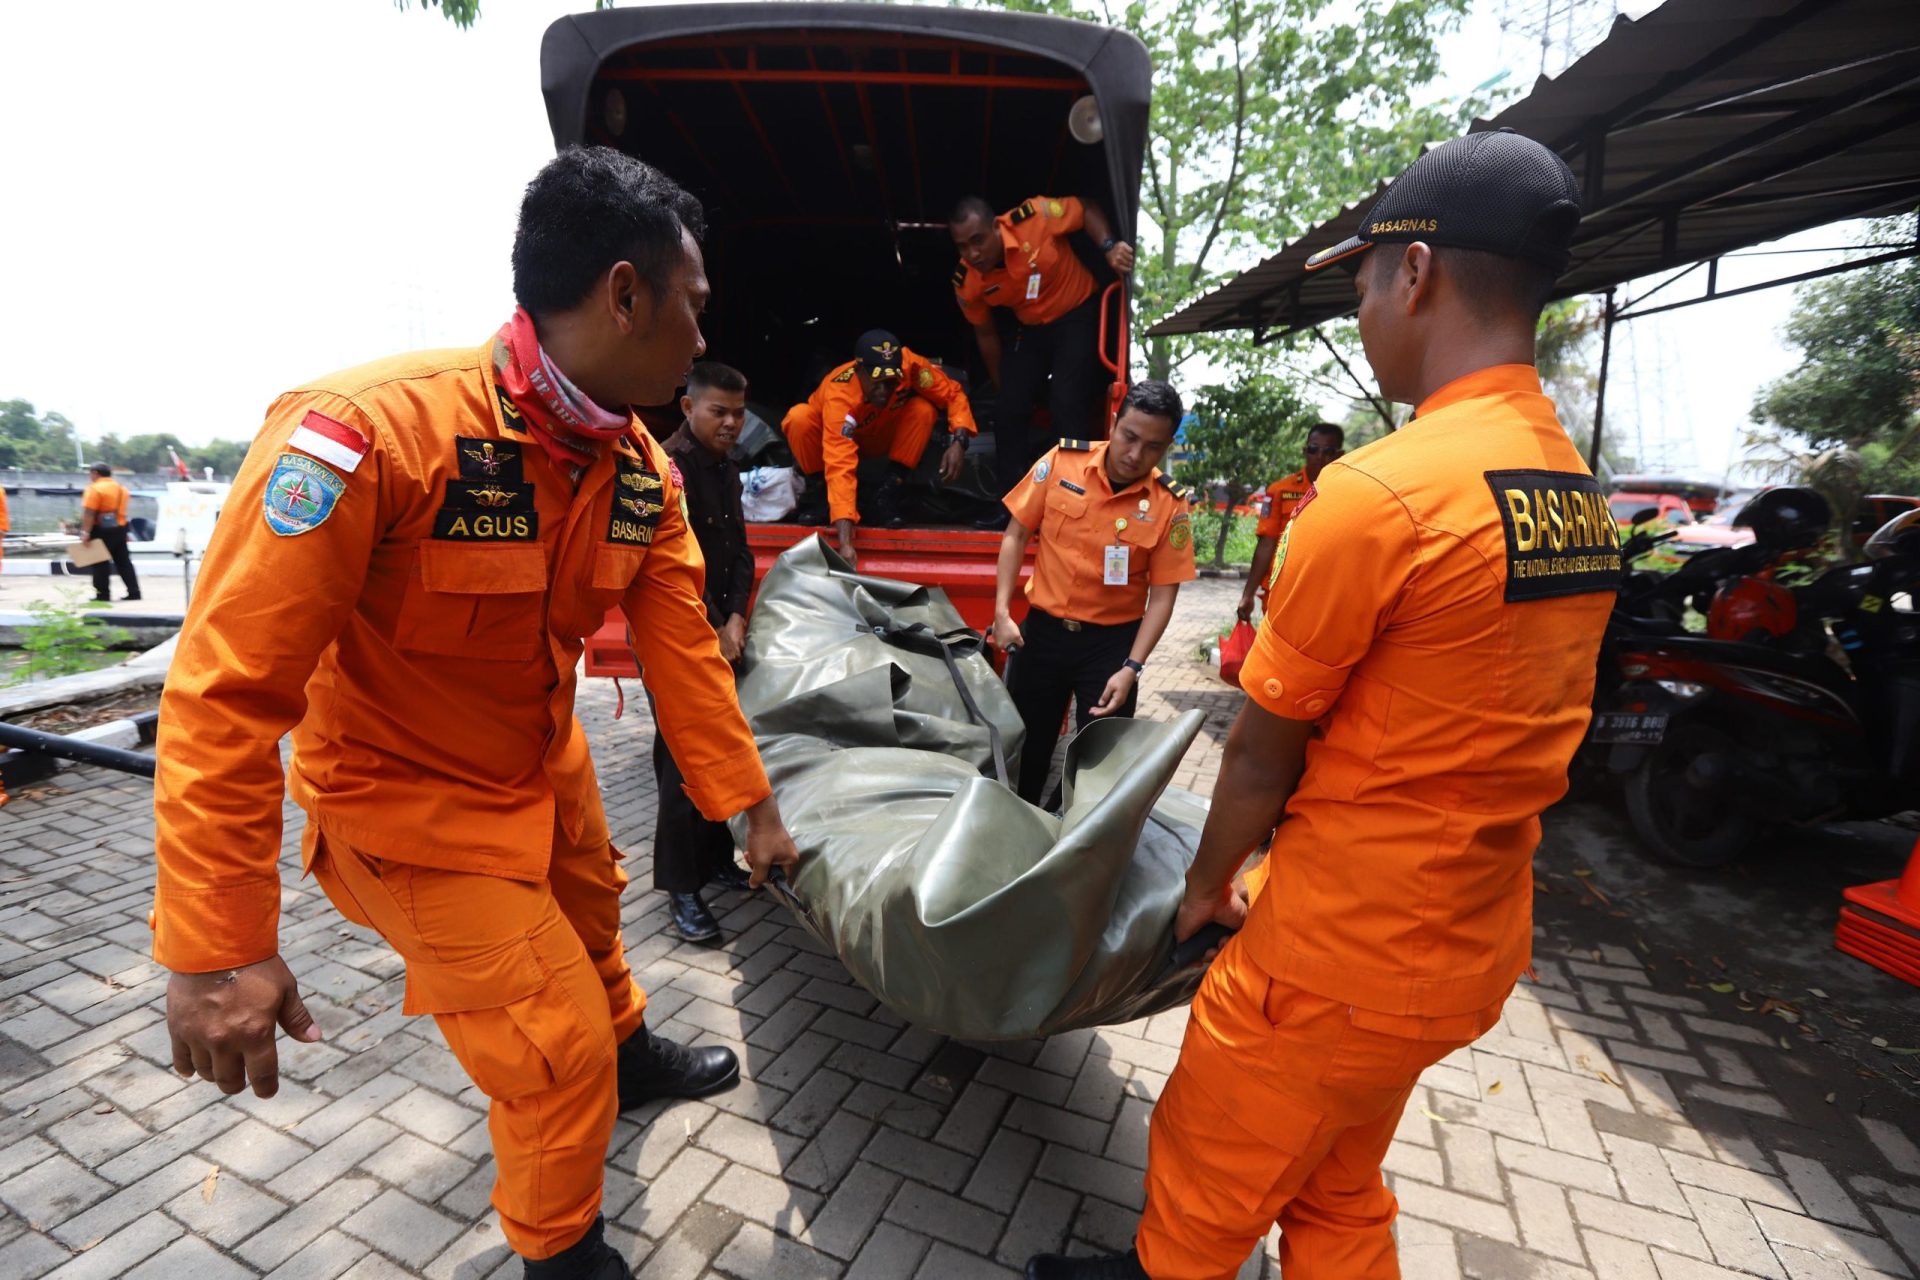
1025;1251;1149;1280
523;1215;630;1279
121;594;142;602
669;891;721;944
617;1024;739;1110
708;863;753;892
973;509;1012;531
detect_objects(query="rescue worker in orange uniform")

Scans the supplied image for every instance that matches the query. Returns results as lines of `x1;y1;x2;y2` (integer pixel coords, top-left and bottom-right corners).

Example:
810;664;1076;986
80;461;141;602
991;380;1197;804
1026;130;1613;1280
1235;423;1344;623
950;194;1135;527
782;328;977;565
153;148;801;1280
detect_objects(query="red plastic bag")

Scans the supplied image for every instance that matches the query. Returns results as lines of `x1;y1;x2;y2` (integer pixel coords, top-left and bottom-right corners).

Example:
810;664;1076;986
1218;620;1256;688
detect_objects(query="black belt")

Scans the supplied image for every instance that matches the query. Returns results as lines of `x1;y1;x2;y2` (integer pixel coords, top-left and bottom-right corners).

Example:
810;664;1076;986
1029;607;1137;634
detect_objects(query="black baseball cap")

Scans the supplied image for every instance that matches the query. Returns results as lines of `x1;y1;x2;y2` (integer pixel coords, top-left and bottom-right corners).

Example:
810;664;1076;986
1305;129;1581;274
854;329;905;379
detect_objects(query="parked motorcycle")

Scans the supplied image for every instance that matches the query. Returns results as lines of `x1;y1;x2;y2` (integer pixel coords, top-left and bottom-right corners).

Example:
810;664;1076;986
1589;507;1920;866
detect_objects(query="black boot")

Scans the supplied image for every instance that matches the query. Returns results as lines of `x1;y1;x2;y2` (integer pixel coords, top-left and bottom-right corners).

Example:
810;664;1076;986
1026;1250;1150;1280
972;507;1012;531
790;472;829;526
708;863;753;893
617;1023;739;1110
524;1215;630;1279
668;891;721;945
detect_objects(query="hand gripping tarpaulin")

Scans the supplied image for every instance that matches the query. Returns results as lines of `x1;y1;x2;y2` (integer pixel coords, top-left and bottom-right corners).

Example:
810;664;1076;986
729;536;1215;1040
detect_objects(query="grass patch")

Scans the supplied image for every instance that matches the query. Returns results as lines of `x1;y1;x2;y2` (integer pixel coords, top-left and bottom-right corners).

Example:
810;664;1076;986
1189;510;1260;566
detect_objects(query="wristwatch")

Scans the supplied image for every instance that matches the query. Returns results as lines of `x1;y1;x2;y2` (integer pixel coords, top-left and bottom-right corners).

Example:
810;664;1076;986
1101;237;1118;253
948;431;970;453
1122;658;1145;675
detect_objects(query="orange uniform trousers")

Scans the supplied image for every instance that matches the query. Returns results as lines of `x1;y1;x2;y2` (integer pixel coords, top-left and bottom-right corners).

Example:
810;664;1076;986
785;395;938;476
1137;937;1503;1279
309;817;646;1260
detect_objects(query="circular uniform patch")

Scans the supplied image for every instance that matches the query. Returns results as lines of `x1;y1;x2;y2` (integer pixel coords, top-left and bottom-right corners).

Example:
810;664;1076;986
1169;519;1191;551
1048;199;1065;218
263;453;346;537
1033;460;1051;483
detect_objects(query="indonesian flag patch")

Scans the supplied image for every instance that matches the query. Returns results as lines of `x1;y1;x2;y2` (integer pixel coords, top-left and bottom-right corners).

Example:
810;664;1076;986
288;410;371;474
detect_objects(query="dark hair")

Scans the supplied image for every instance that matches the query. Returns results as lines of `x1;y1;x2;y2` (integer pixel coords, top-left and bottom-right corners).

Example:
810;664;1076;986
687;361;748;397
1119;379;1183;429
1308;423;1345;447
512;146;707;316
89;463;111;477
1371;243;1557;321
1438;247;1559;320
949;195;995;226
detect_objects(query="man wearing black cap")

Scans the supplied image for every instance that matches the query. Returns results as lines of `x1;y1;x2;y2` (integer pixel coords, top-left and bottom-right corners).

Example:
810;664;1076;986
780;328;978;565
1026;130;1619;1280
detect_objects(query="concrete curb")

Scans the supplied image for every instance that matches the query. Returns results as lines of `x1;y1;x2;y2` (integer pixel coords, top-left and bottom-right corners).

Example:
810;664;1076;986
0;633;177;719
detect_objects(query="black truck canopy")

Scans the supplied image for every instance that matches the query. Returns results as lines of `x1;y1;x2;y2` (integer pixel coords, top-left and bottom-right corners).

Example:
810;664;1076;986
540;4;1150;418
1149;0;1920;343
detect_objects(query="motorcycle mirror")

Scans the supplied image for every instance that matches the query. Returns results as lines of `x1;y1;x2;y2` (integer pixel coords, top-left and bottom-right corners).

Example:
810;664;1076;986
1632;507;1660;526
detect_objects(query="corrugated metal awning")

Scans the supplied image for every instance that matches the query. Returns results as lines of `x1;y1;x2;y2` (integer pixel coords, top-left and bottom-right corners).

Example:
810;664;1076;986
1150;0;1920;339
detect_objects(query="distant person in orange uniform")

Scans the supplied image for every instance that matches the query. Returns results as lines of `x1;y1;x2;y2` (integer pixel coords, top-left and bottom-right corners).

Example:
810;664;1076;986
153;148;800;1280
1236;423;1344;622
1026;131;1614;1280
781;328;977;564
951;194;1134;527
991;380;1197;804
80;462;141;603
0;482;9;577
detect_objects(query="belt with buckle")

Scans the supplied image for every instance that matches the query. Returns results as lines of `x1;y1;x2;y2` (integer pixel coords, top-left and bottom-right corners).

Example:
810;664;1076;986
1060;618;1084;632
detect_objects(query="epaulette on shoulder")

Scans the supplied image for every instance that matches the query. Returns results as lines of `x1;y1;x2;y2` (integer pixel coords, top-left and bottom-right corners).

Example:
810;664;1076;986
1008;200;1037;224
952;263;968;288
1157;473;1194;503
1056;437;1092;451
831;366;856;383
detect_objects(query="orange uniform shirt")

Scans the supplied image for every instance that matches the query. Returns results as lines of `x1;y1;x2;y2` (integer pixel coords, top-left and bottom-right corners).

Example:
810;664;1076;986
1238;365;1618;1016
152;343;771;972
1253;466;1312;541
1003;442;1197;625
82;477;130;526
781;347;978;525
954;196;1096;328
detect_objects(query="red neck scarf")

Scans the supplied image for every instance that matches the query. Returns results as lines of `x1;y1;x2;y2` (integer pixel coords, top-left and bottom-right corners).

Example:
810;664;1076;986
494;308;631;477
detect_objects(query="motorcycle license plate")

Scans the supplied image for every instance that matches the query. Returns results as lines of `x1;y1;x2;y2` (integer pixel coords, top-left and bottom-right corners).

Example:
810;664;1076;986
1590;711;1669;745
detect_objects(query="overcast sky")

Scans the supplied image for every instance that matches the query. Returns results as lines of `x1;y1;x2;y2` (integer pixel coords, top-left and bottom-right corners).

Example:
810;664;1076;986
0;0;1863;483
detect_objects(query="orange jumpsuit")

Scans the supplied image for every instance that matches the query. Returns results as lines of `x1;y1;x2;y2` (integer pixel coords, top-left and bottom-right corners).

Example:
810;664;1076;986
1138;365;1619;1278
781;348;977;526
151;342;771;1260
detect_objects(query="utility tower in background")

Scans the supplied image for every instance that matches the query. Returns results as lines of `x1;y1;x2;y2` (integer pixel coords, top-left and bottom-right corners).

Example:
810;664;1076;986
1493;0;1623;79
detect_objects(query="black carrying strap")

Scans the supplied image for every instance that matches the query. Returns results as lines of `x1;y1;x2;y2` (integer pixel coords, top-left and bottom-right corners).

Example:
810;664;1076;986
868;620;1012;790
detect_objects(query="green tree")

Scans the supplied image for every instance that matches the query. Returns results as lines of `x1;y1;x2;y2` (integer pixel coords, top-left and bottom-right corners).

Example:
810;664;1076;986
188;440;254;480
1176;372;1320;566
0;400;83;471
983;0;1478;384
1748;224;1920;545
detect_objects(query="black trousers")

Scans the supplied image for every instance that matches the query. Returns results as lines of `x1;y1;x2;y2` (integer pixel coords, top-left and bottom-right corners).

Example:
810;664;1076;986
1003;608;1141;804
89;526;140;600
995;298;1108;483
649;696;737;892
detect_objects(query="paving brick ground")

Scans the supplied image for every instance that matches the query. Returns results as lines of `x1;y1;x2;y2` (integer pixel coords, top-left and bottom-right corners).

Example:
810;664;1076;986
2;576;1918;1278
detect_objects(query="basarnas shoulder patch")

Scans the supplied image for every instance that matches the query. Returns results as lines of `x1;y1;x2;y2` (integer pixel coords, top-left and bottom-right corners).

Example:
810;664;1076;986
1169;515;1192;552
263;453;345;536
1032;459;1051;483
1485;468;1622;601
1269;524;1292;588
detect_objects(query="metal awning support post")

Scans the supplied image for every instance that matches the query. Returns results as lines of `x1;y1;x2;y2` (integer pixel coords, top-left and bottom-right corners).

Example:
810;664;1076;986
1588;287;1617;473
